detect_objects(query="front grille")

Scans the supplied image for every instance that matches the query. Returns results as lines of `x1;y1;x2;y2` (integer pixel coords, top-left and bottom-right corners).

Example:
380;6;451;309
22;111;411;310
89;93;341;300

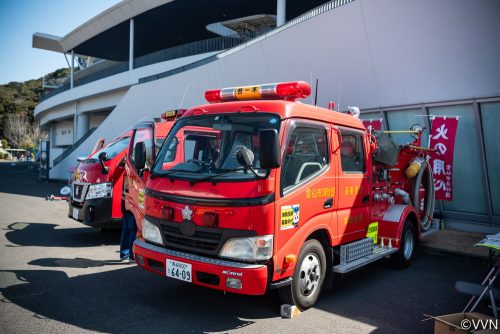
73;184;84;200
147;215;257;256
160;223;221;252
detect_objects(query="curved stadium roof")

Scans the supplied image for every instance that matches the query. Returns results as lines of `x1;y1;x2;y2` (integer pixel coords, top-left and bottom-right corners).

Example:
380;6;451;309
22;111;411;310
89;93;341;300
33;0;330;61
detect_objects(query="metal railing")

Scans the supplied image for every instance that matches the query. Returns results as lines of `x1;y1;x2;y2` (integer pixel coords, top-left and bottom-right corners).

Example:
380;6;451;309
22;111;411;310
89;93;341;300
134;34;256;69
52;127;97;166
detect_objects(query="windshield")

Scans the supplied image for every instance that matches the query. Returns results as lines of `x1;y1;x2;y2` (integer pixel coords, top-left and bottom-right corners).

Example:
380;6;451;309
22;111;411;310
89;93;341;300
89;137;130;160
152;113;281;182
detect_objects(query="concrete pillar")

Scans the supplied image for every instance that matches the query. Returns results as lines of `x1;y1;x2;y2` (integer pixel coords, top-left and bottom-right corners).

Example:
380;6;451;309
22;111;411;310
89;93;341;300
129;19;134;71
70;50;74;89
277;0;286;27
76;112;90;141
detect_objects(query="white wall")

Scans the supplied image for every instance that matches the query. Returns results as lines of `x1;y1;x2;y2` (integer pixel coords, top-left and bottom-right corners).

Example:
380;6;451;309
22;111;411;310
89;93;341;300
49;0;500;179
90;113;108;128
53;120;74;147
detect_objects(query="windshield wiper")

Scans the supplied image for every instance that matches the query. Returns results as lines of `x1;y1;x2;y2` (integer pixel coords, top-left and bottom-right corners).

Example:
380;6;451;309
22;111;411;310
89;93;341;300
151;168;200;180
189;167;246;186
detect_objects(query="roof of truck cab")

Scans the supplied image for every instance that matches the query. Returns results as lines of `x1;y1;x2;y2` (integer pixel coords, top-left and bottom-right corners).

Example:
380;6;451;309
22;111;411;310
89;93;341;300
155;120;175;137
182;100;365;130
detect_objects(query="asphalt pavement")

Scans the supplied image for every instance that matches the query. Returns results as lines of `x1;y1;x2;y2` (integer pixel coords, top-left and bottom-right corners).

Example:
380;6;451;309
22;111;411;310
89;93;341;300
0;162;492;333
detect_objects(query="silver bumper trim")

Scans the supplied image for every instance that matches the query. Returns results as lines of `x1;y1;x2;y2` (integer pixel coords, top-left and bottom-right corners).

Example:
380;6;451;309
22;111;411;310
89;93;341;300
134;239;266;270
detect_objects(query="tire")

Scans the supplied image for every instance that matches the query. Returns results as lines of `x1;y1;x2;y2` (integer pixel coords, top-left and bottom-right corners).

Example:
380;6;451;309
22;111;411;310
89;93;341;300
278;239;326;310
391;219;417;269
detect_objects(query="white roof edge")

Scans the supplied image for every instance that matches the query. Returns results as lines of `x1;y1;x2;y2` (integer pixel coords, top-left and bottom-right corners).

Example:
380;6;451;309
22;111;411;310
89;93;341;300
32;32;65;53
59;0;175;52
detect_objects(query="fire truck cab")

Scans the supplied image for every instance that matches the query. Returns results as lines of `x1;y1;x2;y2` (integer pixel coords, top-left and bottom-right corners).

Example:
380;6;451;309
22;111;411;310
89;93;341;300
69;131;132;228
132;82;426;310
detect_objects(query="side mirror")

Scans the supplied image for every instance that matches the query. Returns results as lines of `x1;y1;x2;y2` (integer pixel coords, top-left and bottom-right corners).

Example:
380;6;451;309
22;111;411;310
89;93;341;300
98;152;109;174
98;152;109;161
236;147;254;168
259;129;281;169
134;141;146;171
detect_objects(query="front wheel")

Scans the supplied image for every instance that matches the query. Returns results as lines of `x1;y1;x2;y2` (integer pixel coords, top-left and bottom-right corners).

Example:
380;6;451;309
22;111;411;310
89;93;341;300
390;219;417;268
278;239;326;310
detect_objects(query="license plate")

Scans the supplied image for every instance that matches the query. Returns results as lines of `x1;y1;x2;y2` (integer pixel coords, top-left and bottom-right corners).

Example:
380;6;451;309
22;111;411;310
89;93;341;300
166;259;192;282
72;208;79;220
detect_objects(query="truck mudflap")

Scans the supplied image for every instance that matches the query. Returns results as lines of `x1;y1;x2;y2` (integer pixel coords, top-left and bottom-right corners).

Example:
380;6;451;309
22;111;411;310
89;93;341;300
133;239;269;295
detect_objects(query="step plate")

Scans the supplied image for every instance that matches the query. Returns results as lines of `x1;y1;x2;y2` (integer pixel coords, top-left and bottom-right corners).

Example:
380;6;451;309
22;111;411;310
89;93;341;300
333;246;398;274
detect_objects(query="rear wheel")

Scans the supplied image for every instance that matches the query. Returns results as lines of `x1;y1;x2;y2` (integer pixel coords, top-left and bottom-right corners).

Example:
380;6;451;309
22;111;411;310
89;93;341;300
278;239;326;310
391;219;416;268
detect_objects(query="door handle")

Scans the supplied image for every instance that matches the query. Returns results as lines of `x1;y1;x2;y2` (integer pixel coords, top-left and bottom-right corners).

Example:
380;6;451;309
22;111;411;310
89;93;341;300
323;197;333;209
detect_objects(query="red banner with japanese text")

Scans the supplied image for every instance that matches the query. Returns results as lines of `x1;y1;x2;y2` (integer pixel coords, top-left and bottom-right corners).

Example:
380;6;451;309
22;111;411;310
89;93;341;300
429;117;458;201
362;119;382;132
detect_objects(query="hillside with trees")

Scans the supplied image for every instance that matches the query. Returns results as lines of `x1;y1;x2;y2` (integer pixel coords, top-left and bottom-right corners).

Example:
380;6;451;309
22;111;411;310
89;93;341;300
0;68;69;150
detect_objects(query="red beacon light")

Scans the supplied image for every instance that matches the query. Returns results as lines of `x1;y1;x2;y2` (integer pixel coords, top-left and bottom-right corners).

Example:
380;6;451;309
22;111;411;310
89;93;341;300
204;81;311;103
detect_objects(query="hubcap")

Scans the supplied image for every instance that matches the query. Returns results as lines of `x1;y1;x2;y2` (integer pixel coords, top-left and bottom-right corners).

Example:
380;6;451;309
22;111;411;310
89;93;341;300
403;229;414;260
298;253;321;296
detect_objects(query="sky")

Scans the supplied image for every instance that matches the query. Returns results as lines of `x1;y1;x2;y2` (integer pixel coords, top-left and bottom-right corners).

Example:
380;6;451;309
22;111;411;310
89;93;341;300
0;0;121;84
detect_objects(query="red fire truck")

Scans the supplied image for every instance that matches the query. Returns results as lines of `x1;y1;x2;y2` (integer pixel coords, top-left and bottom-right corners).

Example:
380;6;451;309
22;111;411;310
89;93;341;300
131;81;434;310
69;131;132;228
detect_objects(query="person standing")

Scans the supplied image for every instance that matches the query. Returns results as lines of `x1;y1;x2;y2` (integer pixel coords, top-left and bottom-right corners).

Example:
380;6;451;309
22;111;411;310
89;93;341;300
120;213;137;263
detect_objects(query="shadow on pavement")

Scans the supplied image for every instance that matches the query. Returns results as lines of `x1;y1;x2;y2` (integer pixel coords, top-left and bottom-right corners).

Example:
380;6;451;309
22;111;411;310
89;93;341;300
5;222;120;247
314;253;490;333
0;253;491;333
0;267;276;333
0;162;66;198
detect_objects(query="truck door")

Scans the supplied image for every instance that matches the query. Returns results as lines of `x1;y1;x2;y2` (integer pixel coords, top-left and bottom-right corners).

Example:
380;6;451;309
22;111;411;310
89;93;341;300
334;127;371;243
274;120;335;275
124;122;155;227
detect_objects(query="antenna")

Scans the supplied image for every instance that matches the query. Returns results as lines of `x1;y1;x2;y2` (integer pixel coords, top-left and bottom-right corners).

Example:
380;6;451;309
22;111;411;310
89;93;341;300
314;78;319;106
178;82;191;109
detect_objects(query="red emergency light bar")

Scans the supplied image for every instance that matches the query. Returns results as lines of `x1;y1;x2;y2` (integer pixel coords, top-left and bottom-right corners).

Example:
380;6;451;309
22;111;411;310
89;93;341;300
204;81;311;103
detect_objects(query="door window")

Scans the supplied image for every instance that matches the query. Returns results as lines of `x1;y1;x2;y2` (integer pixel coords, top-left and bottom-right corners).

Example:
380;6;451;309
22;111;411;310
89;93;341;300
131;128;153;171
339;129;365;173
281;126;329;191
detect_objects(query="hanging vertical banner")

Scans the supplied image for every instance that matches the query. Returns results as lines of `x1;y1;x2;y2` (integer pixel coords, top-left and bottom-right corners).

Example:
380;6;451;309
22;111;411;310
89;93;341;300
429;117;459;201
362;119;383;132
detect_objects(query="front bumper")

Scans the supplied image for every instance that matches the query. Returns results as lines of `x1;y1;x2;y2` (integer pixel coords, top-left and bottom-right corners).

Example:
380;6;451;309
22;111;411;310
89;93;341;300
68;197;120;228
133;239;269;295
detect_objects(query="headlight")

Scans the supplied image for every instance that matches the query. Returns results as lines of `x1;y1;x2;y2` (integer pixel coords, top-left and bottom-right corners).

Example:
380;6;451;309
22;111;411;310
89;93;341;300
143;218;163;245
86;183;112;199
219;235;273;261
